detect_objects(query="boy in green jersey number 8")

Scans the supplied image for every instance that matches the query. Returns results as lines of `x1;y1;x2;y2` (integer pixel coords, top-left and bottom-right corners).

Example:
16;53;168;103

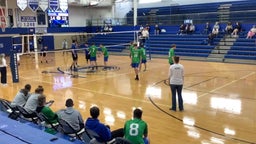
124;108;150;144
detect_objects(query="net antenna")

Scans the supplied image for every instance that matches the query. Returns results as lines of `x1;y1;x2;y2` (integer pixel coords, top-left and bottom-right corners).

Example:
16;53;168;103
0;0;6;32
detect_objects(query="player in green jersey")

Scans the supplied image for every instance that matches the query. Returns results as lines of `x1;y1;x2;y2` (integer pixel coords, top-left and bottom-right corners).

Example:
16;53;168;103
89;43;98;70
124;108;149;144
99;44;109;68
129;41;134;58
139;46;147;72
131;44;141;80
168;44;176;65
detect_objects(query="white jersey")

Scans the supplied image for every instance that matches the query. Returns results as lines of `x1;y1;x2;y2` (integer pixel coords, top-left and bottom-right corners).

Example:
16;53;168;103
169;63;184;85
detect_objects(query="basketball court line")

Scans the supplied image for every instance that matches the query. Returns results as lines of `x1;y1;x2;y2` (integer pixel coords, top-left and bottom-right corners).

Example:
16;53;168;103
198;72;255;98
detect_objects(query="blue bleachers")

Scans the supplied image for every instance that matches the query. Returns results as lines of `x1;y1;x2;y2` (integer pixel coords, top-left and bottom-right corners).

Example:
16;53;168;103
148;34;218;57
225;37;256;60
87;33;134;52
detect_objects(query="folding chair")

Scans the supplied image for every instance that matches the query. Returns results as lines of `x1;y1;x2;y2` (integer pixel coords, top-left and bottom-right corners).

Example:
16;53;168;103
16;105;38;123
111;137;132;144
36;112;59;131
81;128;105;144
57;118;85;140
0;98;14;113
0;99;21;120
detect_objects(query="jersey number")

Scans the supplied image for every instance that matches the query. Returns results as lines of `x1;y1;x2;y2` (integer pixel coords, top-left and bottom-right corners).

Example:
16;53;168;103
129;123;139;136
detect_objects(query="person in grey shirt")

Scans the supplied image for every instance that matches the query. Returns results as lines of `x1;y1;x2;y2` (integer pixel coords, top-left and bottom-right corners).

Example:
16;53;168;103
57;99;84;133
24;86;44;113
11;84;31;107
168;56;184;111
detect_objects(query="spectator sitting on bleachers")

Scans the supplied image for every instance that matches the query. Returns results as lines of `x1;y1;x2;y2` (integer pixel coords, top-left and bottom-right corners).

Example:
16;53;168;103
232;22;242;36
208;33;216;45
103;24;109;32
187;23;195;34
57;99;84;133
212;22;220;35
203;22;211;34
85;106;124;143
36;94;58;124
225;22;233;35
140;28;149;46
177;24;186;35
140;25;144;30
11;84;31;107
24;86;44;114
246;25;256;39
108;25;113;32
154;24;161;35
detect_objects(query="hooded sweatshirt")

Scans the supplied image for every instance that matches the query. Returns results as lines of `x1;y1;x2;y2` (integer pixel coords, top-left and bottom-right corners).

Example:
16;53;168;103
57;107;84;132
11;89;28;107
85;118;111;142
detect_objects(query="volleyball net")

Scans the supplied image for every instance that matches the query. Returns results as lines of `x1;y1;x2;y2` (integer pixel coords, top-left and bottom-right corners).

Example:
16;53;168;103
13;30;152;63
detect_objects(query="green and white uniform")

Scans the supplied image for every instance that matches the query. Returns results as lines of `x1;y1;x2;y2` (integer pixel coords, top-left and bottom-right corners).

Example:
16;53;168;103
89;45;97;57
124;118;148;144
168;48;175;65
101;46;108;57
131;49;141;64
140;47;147;61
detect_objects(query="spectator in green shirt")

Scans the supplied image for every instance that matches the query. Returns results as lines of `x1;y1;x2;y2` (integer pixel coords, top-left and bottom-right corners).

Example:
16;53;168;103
124;108;149;144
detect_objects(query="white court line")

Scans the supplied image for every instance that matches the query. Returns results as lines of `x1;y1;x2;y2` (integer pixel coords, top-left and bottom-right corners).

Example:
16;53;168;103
198;72;255;98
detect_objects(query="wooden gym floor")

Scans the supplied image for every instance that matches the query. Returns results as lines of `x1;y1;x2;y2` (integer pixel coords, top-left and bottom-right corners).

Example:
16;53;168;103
0;52;256;144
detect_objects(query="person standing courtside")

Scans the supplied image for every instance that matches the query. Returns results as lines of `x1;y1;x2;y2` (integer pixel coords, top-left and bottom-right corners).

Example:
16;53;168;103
124;108;150;144
62;39;68;55
168;44;176;65
169;56;184;111
70;40;78;70
0;54;7;86
131;44;141;80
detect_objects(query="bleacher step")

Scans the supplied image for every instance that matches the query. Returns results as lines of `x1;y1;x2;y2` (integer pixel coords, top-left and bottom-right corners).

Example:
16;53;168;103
211;49;229;54
207;57;224;62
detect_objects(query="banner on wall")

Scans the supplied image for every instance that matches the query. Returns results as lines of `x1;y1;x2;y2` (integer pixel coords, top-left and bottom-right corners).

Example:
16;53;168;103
39;0;48;11
21;16;36;27
49;0;59;11
17;0;28;11
59;0;68;12
28;0;39;12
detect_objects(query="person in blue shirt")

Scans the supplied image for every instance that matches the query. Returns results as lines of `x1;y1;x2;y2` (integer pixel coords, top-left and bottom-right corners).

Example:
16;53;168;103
85;106;123;143
84;43;90;64
70;40;78;69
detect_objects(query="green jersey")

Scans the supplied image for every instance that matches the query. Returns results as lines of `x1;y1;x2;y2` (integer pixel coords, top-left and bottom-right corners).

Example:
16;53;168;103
129;45;134;53
168;48;175;64
131;49;141;63
89;45;97;57
140;48;147;60
124;118;148;144
101;46;108;57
